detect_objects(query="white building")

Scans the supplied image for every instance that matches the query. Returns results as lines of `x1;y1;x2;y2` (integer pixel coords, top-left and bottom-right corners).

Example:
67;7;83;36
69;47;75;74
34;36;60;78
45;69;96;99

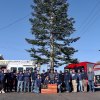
0;60;36;72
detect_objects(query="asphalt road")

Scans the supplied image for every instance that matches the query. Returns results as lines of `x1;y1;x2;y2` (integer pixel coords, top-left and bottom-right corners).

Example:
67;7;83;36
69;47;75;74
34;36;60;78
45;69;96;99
0;92;100;100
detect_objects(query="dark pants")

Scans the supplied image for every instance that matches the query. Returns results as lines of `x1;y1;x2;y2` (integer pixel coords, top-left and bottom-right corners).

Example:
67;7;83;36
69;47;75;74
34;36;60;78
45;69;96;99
14;80;17;92
4;82;9;92
0;81;3;91
10;80;13;92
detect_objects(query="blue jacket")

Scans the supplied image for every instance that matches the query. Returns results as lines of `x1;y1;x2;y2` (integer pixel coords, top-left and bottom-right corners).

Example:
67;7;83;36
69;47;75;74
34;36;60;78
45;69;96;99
35;78;41;87
77;73;82;80
64;72;71;81
31;72;37;80
0;72;4;82
41;73;46;82
24;72;30;82
54;73;59;78
82;72;87;80
88;72;94;81
71;73;78;80
59;73;64;83
17;73;24;81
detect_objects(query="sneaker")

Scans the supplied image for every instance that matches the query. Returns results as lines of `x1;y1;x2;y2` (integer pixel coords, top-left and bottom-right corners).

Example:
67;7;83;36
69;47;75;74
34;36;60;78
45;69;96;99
59;91;61;93
1;90;5;94
92;90;95;92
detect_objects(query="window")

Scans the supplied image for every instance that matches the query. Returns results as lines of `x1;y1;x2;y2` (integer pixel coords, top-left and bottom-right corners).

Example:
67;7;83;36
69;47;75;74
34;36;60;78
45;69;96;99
18;67;23;72
87;63;95;72
26;67;33;71
76;66;84;72
11;67;17;73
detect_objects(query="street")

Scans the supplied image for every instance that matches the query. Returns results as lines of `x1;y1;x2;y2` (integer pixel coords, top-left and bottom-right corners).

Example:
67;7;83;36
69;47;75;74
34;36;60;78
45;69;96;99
0;92;100;100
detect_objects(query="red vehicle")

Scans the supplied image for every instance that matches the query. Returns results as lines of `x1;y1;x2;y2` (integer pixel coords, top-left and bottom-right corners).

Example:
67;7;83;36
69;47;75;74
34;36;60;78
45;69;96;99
64;62;95;72
64;62;100;89
94;64;100;88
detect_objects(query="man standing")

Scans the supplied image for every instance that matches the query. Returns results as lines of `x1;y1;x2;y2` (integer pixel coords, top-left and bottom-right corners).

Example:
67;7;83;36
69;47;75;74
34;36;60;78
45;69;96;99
23;70;30;92
59;71;64;85
81;69;88;92
77;69;83;92
17;71;24;93
64;70;71;92
4;70;11;92
71;69;78;92
87;68;95;92
31;69;37;92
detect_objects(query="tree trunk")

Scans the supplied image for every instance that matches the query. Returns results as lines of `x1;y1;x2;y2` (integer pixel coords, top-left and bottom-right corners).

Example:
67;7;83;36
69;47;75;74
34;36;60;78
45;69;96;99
50;32;54;71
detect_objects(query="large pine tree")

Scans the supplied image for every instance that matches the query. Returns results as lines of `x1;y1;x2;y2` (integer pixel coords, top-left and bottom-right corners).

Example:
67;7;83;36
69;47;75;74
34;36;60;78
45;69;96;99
26;0;79;70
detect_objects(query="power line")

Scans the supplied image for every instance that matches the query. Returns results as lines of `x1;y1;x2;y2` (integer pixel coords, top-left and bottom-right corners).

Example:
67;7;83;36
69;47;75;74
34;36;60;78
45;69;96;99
78;0;100;31
79;12;100;38
0;14;30;31
77;0;100;37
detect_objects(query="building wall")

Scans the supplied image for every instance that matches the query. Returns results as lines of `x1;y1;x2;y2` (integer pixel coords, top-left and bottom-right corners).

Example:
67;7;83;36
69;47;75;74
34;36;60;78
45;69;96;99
0;60;36;72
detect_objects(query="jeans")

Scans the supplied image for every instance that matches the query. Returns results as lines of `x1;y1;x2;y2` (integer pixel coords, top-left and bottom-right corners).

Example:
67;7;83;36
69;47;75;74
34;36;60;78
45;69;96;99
31;80;35;92
17;81;23;92
65;81;71;92
33;85;40;93
88;80;95;92
78;80;83;92
49;80;54;84
24;81;30;92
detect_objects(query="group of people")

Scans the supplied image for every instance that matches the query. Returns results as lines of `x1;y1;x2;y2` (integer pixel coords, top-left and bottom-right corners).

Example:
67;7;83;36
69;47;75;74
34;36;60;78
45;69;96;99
0;67;95;94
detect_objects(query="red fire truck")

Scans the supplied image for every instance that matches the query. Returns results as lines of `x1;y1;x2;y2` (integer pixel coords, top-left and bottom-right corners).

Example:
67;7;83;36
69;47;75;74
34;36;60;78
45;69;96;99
64;62;95;72
64;62;100;89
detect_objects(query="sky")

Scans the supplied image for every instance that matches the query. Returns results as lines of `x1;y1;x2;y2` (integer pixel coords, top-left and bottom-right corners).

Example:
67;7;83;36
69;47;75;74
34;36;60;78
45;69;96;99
0;0;100;71
68;0;100;63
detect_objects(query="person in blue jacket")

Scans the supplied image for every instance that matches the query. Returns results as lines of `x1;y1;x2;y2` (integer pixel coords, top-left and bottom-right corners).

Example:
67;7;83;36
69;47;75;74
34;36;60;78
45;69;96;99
64;70;71;92
31;69;37;92
71;69;78;92
87;68;95;92
23;70;31;92
17;71;24;92
77;69;83;92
